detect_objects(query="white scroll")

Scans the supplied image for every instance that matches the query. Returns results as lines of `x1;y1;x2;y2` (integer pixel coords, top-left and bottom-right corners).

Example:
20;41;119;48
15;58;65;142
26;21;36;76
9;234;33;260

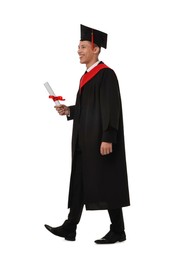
44;82;65;106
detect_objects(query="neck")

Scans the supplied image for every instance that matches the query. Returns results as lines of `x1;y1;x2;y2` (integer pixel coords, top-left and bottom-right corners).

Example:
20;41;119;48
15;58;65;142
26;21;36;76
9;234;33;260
86;58;99;69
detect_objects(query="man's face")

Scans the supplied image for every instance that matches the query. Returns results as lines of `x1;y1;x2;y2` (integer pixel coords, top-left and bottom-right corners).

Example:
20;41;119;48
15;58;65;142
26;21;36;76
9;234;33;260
77;41;95;65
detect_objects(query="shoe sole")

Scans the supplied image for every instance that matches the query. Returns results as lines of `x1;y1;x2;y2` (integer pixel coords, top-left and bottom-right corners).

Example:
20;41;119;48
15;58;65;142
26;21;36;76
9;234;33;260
95;238;126;244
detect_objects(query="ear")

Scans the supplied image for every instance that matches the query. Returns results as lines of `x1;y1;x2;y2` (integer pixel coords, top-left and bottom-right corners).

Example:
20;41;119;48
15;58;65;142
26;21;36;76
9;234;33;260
93;46;100;54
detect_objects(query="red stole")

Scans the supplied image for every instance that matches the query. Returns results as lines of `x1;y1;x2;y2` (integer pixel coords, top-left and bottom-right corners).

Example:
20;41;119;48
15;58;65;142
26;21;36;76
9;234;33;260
80;63;109;89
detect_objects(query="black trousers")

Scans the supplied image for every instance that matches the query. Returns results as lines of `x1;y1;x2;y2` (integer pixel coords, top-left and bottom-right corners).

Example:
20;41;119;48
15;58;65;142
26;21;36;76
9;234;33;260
67;150;125;233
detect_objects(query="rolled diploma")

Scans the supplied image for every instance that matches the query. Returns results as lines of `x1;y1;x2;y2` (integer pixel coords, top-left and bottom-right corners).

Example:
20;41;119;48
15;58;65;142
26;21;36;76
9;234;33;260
44;82;60;106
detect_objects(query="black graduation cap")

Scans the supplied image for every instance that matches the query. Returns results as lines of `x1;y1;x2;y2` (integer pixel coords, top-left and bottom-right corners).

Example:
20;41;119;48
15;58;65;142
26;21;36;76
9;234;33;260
80;24;107;49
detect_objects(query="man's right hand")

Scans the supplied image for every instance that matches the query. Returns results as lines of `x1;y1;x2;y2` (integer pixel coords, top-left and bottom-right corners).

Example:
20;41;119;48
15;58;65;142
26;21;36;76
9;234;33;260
55;105;70;116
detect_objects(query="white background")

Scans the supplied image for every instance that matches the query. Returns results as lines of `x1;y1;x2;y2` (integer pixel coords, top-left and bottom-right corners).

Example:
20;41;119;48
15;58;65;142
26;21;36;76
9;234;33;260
0;0;182;259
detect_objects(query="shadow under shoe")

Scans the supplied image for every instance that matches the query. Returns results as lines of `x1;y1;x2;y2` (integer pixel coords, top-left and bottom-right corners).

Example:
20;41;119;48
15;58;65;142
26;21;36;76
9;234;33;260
44;220;76;241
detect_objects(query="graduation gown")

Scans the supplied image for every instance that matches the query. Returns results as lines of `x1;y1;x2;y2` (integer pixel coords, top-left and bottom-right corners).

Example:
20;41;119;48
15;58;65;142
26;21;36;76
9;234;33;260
67;62;130;210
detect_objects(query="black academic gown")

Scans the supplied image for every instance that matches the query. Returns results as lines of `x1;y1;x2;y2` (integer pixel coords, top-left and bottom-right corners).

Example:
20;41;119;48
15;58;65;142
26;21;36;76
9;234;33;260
67;62;130;210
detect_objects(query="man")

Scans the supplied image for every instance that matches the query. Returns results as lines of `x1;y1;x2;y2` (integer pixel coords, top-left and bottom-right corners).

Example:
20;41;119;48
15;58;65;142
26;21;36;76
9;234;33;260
45;24;130;244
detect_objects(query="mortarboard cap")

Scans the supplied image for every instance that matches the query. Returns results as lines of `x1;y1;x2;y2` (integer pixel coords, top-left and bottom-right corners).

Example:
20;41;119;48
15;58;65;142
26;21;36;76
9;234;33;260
80;24;107;49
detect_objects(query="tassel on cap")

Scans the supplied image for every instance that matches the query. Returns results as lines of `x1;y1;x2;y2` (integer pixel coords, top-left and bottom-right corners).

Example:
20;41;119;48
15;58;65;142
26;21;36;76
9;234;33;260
91;30;94;49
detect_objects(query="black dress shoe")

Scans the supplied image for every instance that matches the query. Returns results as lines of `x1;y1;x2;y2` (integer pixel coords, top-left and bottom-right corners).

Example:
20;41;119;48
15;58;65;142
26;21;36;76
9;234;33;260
44;220;76;241
94;230;126;244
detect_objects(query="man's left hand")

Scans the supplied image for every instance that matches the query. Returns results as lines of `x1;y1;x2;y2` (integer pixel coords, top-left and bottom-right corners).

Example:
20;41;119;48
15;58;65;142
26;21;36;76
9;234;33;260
100;142;112;156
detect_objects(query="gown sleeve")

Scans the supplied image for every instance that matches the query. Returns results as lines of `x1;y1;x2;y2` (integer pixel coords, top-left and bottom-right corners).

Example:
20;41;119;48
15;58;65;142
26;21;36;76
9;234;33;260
100;69;121;143
67;105;75;120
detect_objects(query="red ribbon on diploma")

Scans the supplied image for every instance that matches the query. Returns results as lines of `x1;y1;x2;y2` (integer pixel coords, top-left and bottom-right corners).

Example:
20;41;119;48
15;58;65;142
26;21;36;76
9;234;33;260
49;95;65;101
